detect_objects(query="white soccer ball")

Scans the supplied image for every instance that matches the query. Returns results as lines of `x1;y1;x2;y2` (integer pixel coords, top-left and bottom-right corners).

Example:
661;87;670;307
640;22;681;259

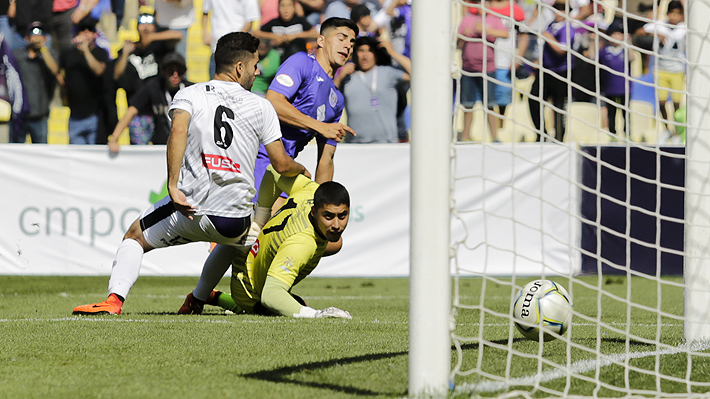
513;279;573;342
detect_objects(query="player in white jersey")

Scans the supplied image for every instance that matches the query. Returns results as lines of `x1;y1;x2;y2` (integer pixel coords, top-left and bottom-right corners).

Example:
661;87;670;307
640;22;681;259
73;32;308;316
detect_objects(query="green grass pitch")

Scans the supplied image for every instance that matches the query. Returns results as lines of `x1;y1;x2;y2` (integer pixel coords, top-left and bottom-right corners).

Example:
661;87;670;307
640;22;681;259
1;276;708;398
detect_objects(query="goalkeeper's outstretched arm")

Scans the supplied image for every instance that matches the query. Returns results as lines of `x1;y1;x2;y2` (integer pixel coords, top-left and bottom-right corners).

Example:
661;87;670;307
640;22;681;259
261;276;351;319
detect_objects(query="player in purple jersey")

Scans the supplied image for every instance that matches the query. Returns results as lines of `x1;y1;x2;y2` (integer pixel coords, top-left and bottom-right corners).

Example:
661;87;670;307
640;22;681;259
262;17;358;186
177;19;359;314
72;32;309;316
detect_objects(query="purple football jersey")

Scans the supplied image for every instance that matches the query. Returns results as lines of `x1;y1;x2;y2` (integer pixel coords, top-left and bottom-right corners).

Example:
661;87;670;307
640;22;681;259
268;52;344;149
253;52;345;200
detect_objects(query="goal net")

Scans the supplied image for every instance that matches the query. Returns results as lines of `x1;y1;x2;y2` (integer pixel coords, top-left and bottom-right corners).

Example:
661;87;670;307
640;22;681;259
411;0;710;396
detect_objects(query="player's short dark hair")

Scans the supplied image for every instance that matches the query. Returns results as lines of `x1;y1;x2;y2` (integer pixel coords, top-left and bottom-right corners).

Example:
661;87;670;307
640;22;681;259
320;17;359;38
214;32;260;74
667;0;683;13
313;181;350;210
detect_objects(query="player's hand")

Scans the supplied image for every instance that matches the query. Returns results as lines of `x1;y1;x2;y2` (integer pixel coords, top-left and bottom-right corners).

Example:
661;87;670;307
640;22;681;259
315;307;352;319
302;168;311;179
169;186;196;219
318;122;356;142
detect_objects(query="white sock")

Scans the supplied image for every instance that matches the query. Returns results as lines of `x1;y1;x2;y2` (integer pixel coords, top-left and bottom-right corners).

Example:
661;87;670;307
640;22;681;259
193;244;238;301
107;239;144;300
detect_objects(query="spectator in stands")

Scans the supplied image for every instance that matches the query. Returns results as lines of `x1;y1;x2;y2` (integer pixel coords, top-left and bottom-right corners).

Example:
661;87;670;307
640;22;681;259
11;0;52;50
52;0;80;52
108;52;191;151
599;22;633;136
518;0;555;71
372;0;411;141
527;2;573;142
154;0;195;59
202;0;260;78
570;30;599;104
114;11;181;97
111;11;182;146
628;3;654;73
337;37;409;143
252;39;280;96
324;0;378;21
260;0;279;26
350;4;374;37
11;22;59;143
643;0;686;141
373;0;410;58
457;0;508;142
569;0;593;21
295;0;325;27
485;0;527;125
255;0;318;61
58;17;108;144
0;0;14;48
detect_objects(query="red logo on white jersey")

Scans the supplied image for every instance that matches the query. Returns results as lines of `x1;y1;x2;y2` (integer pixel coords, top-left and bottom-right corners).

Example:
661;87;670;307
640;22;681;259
201;153;241;173
250;239;260;257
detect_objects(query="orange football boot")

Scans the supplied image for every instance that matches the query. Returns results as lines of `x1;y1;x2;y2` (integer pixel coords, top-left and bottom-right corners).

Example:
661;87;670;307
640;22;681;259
72;293;123;315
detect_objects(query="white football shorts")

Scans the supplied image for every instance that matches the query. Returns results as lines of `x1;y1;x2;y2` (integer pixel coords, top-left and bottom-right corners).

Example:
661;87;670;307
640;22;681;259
139;196;250;249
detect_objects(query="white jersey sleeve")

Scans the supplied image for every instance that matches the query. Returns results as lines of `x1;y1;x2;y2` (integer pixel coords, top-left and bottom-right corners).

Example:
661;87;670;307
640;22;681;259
260;101;282;147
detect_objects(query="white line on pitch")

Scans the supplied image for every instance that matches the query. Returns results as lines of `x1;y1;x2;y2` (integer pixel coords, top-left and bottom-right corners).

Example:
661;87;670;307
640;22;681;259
18;293;408;301
0;317;406;325
455;322;682;328
455;340;710;394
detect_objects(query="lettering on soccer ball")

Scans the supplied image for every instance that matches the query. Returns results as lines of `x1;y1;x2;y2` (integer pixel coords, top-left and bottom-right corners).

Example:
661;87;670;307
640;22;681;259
520;281;542;317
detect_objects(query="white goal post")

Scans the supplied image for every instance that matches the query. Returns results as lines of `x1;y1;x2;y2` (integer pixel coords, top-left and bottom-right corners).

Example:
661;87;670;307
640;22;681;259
683;0;710;342
409;0;453;396
409;0;710;396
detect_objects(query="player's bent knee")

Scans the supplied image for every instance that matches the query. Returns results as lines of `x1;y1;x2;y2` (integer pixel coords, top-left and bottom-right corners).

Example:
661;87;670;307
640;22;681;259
123;219;152;252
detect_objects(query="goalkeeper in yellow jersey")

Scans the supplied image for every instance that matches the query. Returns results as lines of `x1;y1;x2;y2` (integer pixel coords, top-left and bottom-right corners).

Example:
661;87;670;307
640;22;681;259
179;164;352;319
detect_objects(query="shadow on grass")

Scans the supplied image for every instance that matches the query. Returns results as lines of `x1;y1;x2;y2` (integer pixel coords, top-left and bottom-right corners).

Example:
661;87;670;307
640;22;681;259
243;350;408;396
243;337;666;396
132;310;235;316
241;340;513;396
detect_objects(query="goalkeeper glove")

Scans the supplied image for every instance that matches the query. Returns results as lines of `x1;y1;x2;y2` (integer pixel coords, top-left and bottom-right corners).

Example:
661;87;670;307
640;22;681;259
294;306;352;319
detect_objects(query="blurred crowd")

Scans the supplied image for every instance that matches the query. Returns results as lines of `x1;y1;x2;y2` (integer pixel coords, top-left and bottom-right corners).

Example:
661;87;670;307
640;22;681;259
458;0;687;143
0;0;688;146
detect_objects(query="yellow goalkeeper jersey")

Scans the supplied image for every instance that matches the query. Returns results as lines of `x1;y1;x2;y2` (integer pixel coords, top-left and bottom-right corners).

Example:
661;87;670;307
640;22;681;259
230;175;328;312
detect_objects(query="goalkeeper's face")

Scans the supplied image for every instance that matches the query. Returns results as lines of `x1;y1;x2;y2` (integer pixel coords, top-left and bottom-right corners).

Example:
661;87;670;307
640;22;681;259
311;203;350;242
